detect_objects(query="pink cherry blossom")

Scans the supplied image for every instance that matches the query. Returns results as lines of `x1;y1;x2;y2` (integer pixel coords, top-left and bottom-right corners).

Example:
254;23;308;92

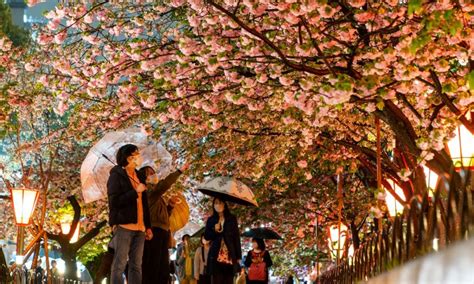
297;160;308;168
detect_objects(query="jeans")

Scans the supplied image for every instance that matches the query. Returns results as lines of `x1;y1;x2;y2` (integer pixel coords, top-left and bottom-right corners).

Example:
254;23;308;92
110;226;145;284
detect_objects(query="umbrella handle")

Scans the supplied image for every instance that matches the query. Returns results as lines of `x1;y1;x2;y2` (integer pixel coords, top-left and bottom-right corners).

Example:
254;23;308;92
102;154;116;165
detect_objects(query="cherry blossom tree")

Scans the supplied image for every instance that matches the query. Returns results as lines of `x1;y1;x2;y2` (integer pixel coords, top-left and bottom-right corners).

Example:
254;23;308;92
0;91;110;276
6;0;473;276
25;1;472;198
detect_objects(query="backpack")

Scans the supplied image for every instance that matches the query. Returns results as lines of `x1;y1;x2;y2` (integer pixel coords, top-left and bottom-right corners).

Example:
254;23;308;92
248;251;267;281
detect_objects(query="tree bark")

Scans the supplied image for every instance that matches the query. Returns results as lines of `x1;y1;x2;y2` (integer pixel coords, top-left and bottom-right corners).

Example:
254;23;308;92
46;195;107;281
63;252;78;280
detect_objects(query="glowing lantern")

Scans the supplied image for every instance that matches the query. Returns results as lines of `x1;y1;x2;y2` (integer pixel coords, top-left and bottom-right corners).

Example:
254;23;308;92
447;112;474;170
384;179;405;217
423;165;439;191
10;187;39;264
348;244;354;258
10;187;39;226
327;223;348;260
61;222;80;243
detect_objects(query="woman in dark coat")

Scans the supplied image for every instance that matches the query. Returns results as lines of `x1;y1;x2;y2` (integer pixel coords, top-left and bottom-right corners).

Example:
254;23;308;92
244;238;273;284
204;198;242;284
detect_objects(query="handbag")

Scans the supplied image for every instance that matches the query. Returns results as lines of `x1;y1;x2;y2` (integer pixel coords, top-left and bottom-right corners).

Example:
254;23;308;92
235;270;247;284
217;239;233;264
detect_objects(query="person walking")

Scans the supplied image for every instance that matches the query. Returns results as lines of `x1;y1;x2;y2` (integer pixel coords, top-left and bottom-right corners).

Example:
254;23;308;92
50;260;59;284
138;163;189;284
204;198;242;284
34;259;44;284
107;144;152;284
176;234;194;284
244;238;273;284
194;234;211;284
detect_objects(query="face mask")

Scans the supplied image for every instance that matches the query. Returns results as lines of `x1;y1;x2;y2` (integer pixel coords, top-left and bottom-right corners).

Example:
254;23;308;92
214;203;224;213
146;174;159;185
133;154;144;167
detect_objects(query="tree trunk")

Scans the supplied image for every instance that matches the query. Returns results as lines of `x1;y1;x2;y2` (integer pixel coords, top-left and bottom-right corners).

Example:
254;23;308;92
63;251;78;280
350;220;361;249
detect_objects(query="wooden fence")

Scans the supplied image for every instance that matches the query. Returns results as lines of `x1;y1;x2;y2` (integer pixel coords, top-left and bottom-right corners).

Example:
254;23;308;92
3;266;92;284
317;168;473;283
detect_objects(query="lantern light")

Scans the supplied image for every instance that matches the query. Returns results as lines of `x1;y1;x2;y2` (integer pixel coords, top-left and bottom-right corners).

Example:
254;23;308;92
422;165;438;191
447;112;474;170
327;223;348;260
10;188;39;226
15;255;23;265
10;187;39;265
61;222;80;243
423;165;438;198
384;179;405;217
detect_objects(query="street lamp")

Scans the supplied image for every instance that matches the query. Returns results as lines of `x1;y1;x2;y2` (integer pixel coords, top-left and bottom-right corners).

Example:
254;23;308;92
60;221;80;243
384;179;405;217
447;112;474;170
423;165;439;192
10;187;40;264
327;223;348;261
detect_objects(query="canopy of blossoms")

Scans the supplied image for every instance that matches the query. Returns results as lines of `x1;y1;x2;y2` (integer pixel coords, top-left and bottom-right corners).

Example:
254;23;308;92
1;0;473;273
16;0;470;192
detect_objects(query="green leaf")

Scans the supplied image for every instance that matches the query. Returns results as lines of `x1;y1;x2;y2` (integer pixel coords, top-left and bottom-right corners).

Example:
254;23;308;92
468;70;474;91
408;0;422;15
208;57;218;65
448;20;462;36
409;34;430;54
376;100;384;110
443;10;453;21
153;78;165;88
442;83;455;93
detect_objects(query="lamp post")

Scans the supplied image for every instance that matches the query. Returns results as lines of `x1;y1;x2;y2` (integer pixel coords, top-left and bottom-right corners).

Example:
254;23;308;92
10;187;40;264
384;179;405;217
447;112;474;170
423;165;439;197
327;223;347;262
60;221;80;243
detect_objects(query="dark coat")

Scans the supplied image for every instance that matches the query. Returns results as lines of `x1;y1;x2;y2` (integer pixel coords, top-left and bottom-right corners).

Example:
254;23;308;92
204;213;242;273
107;165;151;228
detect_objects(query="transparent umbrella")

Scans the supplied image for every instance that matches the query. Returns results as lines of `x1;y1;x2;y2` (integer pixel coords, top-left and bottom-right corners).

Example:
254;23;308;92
80;128;173;203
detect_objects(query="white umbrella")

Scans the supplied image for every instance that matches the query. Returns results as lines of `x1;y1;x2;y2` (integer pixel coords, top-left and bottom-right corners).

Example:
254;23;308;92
80;128;173;203
197;177;258;207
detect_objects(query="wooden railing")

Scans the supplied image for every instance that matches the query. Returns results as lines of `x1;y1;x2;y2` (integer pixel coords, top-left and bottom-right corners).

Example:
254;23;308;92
317;168;473;283
4;267;92;284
